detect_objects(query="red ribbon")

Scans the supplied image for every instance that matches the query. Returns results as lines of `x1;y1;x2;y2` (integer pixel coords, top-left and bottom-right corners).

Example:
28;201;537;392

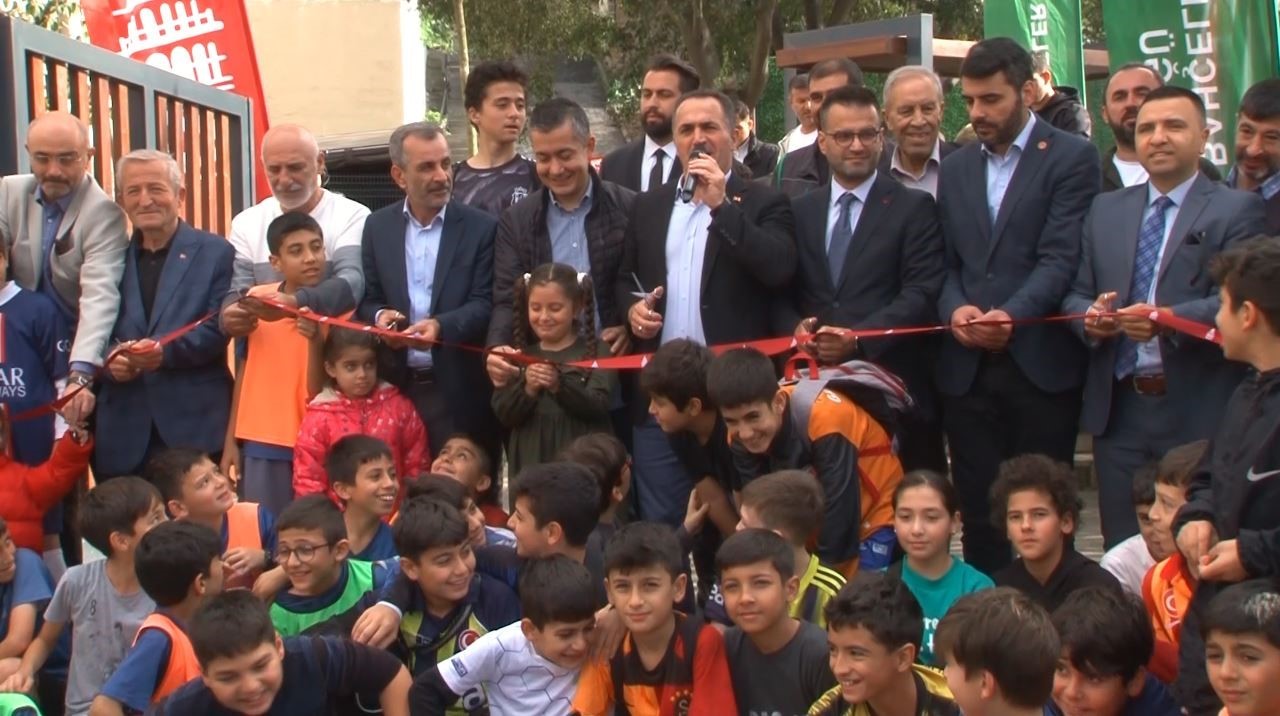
259;301;1221;371
11;312;217;422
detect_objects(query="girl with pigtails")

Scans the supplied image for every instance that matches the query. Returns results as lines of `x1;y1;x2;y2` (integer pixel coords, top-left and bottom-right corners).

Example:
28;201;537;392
490;262;617;477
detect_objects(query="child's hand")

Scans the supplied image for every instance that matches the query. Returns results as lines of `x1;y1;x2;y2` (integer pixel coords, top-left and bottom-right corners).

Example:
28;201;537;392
1199;539;1248;582
352;604;401;649
251;567;289;603
527;363;559;393
0;668;33;695
295;309;320;340
220;440;240;486
224;547;266;577
683;489;710;535
589;606;624;660
486;347;522;388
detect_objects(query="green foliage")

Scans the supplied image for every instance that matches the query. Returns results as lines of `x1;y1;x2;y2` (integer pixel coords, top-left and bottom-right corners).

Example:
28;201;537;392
419;4;453;50
5;0;81;35
756;59;786;142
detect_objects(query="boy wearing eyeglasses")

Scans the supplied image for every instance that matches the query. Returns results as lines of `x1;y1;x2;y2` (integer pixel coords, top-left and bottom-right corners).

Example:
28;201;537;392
267;495;397;637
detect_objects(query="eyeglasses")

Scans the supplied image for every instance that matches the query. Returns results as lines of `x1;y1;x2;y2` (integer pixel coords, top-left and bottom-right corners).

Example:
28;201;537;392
274;543;333;564
827;129;882;148
29;152;85;168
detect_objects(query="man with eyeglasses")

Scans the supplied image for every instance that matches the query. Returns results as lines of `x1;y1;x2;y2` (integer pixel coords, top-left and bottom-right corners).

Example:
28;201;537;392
780;85;946;473
774;58;863;197
0;111;128;431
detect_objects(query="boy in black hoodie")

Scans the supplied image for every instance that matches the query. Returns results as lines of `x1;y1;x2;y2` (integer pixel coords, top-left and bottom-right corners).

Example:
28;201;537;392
1173;236;1280;715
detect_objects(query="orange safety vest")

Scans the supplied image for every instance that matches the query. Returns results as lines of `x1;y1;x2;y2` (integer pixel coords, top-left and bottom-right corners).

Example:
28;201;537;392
784;383;902;539
133;612;200;702
234;284;311;448
223;501;264;590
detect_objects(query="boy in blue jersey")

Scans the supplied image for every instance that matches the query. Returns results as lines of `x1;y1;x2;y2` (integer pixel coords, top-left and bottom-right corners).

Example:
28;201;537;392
327;435;398;561
153;590;411;716
0;236;71;579
269;495;396;637
0;518;69;711
383;497;520;690
144;448;276;591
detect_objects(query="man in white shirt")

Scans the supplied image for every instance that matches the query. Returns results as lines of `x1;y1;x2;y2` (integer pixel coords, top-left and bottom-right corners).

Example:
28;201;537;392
220;123;369;334
778;73;818;154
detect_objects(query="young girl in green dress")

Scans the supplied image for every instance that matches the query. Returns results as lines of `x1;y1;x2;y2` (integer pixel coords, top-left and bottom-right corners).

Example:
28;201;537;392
491;262;616;478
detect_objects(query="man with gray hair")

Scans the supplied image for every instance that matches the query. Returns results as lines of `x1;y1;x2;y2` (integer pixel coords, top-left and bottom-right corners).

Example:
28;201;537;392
219;123;369;337
0;111;128;429
94;149;235;478
359;122;499;460
879;65;958;198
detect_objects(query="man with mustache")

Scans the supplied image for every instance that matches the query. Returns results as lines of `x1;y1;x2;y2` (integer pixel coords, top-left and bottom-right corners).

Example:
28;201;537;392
1226;78;1280;234
778;73;817;155
1064;86;1264;552
219;124;370;340
599;54;701;193
0;112;127;432
1101;63;1221;192
936;38;1100;576
879;65;958;199
452;60;539;217
359;122;499;463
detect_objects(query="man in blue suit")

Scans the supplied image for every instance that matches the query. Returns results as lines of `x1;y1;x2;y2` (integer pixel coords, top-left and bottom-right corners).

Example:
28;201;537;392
937;38;1100;575
95;149;234;478
1064;86;1267;547
359;122;497;460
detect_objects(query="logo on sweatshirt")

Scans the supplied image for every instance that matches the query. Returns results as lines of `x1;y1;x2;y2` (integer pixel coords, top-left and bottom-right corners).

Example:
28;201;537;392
1247;467;1280;482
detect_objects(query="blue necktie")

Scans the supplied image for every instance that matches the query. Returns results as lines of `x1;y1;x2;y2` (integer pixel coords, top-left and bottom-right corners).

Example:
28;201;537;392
1115;195;1173;379
828;192;857;285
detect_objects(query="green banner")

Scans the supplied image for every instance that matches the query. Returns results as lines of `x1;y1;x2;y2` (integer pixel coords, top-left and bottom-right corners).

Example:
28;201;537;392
1102;0;1280;170
984;0;1086;94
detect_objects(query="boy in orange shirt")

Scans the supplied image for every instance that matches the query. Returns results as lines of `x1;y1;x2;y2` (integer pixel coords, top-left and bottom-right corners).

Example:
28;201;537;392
572;522;736;716
224;212;332;516
1142;440;1208;682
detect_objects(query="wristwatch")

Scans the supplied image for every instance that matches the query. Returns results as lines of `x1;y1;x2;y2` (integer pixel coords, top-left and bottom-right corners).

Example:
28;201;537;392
69;372;94;389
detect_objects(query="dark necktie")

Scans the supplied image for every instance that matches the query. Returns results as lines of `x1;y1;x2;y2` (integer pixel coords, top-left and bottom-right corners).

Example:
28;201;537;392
647;148;666;192
828;192;857;285
1115;194;1174;379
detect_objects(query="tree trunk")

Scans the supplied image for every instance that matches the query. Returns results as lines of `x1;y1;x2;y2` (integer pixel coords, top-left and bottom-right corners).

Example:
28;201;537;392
680;0;719;86
743;0;778;107
802;0;822;29
827;0;855;26
771;3;785;52
452;0;475;155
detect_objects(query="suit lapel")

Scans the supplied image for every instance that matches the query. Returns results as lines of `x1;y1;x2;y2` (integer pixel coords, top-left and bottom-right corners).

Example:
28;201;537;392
430;203;462;313
147;225;199;332
387;208;412;313
989;119;1052;251
701;174;747;291
1111;187;1150;303
120;241;146;336
836;176;892;291
1158;174;1212;282
24;192;43;276
808;185;834;293
965;150;992;242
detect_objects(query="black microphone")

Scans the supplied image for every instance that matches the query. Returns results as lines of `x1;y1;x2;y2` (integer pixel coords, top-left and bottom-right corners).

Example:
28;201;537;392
678;142;710;203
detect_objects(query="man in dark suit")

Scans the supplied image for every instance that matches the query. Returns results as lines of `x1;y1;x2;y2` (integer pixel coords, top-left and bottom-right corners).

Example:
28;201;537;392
95;150;234;478
619;88;796;526
775;58;863;198
731;99;780;182
1100;63;1221;193
879;65;958;199
486;98;635;441
359;122;497;459
782;86;946;473
1064;86;1267;546
1226;78;1280;233
936;38;1100;575
599;55;700;193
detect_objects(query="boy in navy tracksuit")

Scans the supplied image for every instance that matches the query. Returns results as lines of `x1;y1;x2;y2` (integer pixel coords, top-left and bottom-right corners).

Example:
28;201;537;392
1172;237;1280;714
